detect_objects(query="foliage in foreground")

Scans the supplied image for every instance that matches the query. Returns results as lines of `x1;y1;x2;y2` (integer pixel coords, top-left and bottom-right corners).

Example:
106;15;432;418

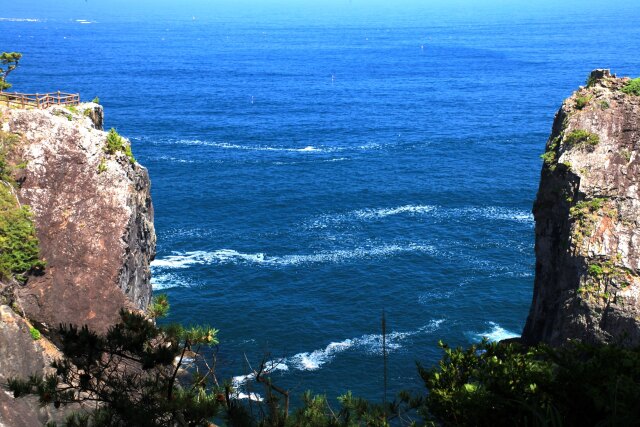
411;339;640;426
9;304;640;426
9;309;223;426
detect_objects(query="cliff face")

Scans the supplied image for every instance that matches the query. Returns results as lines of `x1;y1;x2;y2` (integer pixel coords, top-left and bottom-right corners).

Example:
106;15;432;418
0;103;156;333
522;70;640;346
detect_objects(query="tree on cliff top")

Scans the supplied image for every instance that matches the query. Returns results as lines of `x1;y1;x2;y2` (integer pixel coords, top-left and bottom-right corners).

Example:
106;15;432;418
0;52;22;91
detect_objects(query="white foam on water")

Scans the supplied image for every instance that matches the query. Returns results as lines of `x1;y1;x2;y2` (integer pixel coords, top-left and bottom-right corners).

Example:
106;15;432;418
451;206;533;224
151;244;434;269
355;205;437;220
309;204;532;229
150;272;190;290
0;18;39;22
168;139;383;154
231;320;444;399
174;140;327;153
472;322;520;342
309;204;436;228
151;252;209;269
286;319;444;371
236;392;264;402
272;157;349;165
288;339;353;371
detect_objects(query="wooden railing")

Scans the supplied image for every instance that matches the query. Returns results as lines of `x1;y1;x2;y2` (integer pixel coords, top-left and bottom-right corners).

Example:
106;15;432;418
0;91;80;109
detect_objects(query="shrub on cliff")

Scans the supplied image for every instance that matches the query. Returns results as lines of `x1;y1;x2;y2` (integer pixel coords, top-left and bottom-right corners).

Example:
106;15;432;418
0;131;45;283
105;128;136;165
621;78;640;96
564;129;599;149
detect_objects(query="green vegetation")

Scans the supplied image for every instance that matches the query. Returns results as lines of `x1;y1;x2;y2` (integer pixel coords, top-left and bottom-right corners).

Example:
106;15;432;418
621;149;631;162
585;73;597;88
9;310;223;426
564;129;599;149
569;198;619;253
52;109;73;121
588;263;604;277
97;157;107;174
621;78;640;96
66;105;78;114
579;255;632;302
29;326;41;340
0;52;21;91
0;131;45;283
540;136;560;170
105;128;135;165
600;100;610;110
569;198;605;218
147;293;170;318
418;339;640;426
92;96;100;104
575;95;591;110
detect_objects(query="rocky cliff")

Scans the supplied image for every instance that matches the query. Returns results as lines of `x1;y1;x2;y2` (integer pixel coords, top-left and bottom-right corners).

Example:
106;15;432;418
522;70;640;346
1;103;156;333
0;102;156;426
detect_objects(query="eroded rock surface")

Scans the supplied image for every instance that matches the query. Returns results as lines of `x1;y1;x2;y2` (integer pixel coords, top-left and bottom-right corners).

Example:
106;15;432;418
0;103;156;333
522;70;640;346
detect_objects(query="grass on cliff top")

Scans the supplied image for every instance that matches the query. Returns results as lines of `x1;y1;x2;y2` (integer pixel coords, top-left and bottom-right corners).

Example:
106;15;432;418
105;128;135;165
622;78;640;96
0;131;45;283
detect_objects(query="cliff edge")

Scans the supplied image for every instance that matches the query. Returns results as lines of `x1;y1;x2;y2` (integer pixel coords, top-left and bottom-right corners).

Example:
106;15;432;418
2;103;156;333
523;70;640;346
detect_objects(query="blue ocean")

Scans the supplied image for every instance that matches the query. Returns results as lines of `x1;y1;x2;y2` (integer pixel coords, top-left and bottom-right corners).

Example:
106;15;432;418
3;0;640;403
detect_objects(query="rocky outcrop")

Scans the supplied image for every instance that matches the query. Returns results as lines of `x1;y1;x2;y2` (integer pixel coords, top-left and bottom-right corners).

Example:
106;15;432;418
522;70;640;346
0;102;156;333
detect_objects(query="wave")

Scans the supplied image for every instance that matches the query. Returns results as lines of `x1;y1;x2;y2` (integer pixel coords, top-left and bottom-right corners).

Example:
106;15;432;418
0;18;39;22
232;319;445;395
168;139;381;154
309;204;532;229
150;272;192;290
272;157;349;165
471;322;520;342
285;319;444;372
151;244;434;269
236;392;264;402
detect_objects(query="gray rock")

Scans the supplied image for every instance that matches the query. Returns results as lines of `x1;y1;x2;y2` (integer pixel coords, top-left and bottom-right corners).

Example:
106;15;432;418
522;70;640;346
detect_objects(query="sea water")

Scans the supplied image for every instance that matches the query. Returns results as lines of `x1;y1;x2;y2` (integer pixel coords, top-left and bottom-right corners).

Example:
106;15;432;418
2;0;640;402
